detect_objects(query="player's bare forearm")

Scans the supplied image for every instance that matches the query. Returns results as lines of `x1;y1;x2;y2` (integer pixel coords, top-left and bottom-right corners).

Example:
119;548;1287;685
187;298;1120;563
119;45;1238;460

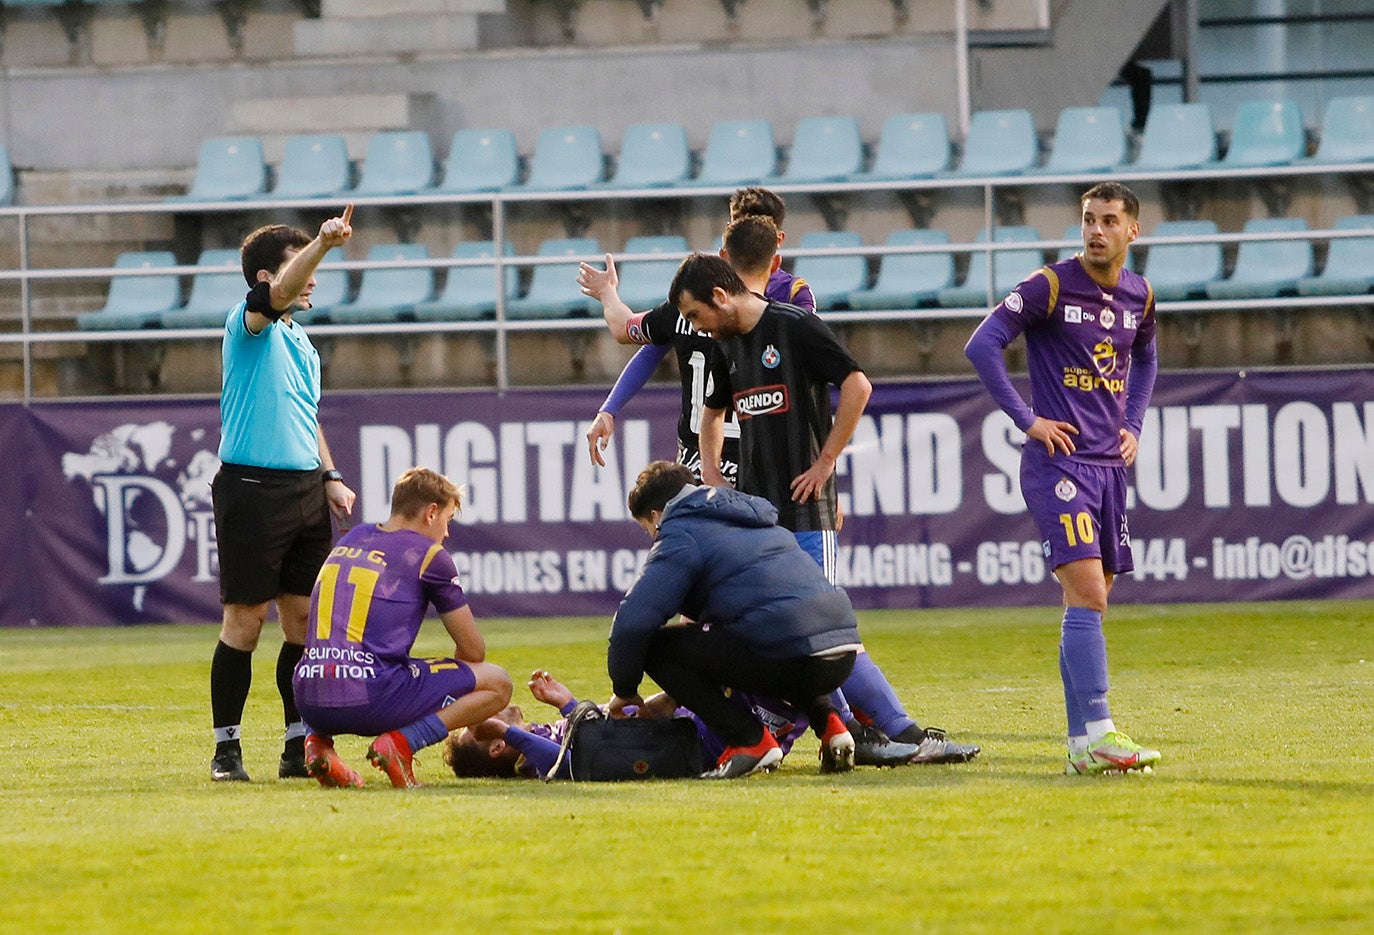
270;205;352;310
577;255;637;342
698;407;728;486
317;426;356;521
441;606;486;663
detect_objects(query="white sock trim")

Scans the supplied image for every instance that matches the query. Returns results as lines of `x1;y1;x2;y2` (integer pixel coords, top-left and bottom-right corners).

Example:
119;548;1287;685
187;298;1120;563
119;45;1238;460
1085;718;1117;744
284;721;308;742
213;725;241;744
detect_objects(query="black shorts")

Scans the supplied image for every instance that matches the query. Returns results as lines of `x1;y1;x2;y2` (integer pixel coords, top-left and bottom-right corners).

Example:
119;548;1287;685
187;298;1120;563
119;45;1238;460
212;462;332;606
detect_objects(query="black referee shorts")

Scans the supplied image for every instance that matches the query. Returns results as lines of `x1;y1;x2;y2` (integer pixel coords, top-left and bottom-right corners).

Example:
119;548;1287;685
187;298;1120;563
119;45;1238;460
212;462;332;606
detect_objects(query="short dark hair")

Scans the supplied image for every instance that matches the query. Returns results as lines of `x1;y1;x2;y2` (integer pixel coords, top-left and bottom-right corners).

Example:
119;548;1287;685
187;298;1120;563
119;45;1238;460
730;187;786;225
627;460;695;520
389;467;463;520
668;253;748;309
240;224;311;286
1081;182;1140;221
443;734;518;779
722;216;779;277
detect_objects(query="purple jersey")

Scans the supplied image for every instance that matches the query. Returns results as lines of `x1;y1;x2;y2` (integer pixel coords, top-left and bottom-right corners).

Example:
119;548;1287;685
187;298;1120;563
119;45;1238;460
983;257;1157;465
295;524;467;709
767;269;814;309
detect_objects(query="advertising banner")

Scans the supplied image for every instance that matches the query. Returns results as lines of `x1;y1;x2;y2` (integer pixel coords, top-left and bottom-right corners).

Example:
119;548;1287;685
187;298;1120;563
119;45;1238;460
2;369;1371;627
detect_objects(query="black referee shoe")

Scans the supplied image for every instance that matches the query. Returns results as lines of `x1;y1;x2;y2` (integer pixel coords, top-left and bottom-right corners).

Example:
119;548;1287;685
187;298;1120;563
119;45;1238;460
211;742;250;782
278;736;309;778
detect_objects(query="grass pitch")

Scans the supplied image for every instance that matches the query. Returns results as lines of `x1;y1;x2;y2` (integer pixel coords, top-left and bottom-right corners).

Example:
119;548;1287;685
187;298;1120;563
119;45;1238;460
1;601;1371;934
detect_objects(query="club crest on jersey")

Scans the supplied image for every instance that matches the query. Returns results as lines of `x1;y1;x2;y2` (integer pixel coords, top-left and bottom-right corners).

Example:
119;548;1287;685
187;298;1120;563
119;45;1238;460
1100;307;1116;329
1004;291;1024;312
626;320;646;343
1064;305;1082;323
734;384;789;419
1055;478;1078;502
1093;337;1118;375
761;344;781;369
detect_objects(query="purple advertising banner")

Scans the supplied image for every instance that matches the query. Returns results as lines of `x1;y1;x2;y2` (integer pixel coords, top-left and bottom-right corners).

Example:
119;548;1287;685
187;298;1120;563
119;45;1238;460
2;368;1371;627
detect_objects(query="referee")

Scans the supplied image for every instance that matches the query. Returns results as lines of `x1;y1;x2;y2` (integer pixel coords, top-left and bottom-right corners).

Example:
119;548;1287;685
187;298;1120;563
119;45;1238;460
209;206;357;782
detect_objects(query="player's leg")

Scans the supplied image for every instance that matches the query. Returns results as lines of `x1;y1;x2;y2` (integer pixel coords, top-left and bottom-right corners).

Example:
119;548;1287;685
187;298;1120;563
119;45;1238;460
210;600;270;781
302;731;364;789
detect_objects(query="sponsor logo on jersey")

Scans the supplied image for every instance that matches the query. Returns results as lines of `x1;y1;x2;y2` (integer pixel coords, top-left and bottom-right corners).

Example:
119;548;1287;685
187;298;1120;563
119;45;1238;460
734;384;789;419
1100;307;1116;329
1055;477;1078;502
1123;310;1138;330
1004;291;1024;313
1064;305;1082;323
761;344;781;368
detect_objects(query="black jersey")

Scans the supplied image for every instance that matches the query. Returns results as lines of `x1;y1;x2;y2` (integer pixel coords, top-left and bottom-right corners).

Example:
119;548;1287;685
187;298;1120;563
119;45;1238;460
703;301;861;532
626;301;742;482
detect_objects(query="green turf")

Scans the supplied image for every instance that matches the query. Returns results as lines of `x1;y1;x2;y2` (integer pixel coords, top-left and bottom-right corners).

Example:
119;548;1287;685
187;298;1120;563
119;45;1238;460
1;601;1371;934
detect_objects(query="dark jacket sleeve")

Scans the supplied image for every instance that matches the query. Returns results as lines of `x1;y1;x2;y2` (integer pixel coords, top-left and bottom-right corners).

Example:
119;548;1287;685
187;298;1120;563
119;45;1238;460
607;531;701;698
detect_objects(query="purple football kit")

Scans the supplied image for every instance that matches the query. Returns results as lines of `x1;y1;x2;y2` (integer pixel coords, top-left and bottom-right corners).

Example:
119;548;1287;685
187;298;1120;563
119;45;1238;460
969;255;1157;572
293;523;476;737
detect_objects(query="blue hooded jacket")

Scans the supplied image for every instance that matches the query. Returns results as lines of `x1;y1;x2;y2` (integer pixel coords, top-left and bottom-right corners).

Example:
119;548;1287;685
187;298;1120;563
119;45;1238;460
608;484;862;699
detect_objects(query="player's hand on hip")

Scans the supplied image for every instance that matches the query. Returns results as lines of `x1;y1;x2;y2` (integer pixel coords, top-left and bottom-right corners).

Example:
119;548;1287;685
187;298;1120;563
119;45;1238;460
319;204;353;248
790;456;834;503
1118;428;1139;466
326;479;356;524
586;411;614;467
576;255;617;299
1026;416;1078;456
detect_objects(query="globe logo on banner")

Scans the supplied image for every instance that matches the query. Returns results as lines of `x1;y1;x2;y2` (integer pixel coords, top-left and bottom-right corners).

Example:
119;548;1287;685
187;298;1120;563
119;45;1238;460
61;421;221;613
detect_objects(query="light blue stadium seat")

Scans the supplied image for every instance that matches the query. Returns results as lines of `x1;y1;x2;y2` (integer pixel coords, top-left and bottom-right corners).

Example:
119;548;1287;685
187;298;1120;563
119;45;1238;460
279;248;350;326
77;252;181;331
161;248;248;329
605;123;690;189
1218;100;1305;168
437;129;518;193
1297;215;1374;296
0;144;12;206
324;243;433;324
412;241;519;322
847;229;954;310
1055;224;1135;270
937;227;1044;307
506;238;600;320
1306;96;1374;165
519;126;604;191
174;136;266;202
616;236;688;309
268;135;351;200
1142;221;1223;301
1205;218;1313;300
353;131;434;197
856;112;950;180
691;119;778;187
1035;107;1126;174
792;231;867;310
783;116;863;183
947;109;1038;177
1128;103;1217;171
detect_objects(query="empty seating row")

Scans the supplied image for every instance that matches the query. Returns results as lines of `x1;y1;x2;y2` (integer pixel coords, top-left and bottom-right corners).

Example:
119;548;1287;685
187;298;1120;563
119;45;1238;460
75;216;1374;331
167;95;1374;206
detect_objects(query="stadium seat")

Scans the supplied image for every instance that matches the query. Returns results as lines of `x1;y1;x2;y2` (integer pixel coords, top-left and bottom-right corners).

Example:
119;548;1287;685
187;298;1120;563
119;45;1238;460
691;119;778;187
518;125;604;191
936;227;1044;307
605;123;691;189
279;248;350;326
1305;96;1374;164
353;131;434;197
856;112;950;180
847;229;954;310
1205;218;1313;300
792;231;867;310
160;248;249;329
506;238;600;319
1126;102;1217;171
412;241;519;322
324;243;434;324
437;129;519;193
174;136;267;202
76;252;181;331
1141;220;1223;301
1035;107;1126;174
946;109;1038;177
616;235;688;309
0;144;12;206
782;116;863;183
1296;215;1374;296
268;134;351;200
1217;99;1305;168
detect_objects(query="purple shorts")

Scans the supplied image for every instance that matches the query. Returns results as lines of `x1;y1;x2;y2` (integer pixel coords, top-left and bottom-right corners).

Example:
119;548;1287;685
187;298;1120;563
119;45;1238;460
1020;447;1134;575
295;657;477;738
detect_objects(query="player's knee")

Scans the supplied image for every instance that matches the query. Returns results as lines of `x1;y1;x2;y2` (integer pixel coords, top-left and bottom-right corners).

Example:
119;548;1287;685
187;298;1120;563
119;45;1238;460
219;602;270;649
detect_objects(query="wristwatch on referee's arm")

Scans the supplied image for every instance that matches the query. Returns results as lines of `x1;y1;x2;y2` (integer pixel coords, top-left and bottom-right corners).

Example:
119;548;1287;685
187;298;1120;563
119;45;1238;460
322;469;344;484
